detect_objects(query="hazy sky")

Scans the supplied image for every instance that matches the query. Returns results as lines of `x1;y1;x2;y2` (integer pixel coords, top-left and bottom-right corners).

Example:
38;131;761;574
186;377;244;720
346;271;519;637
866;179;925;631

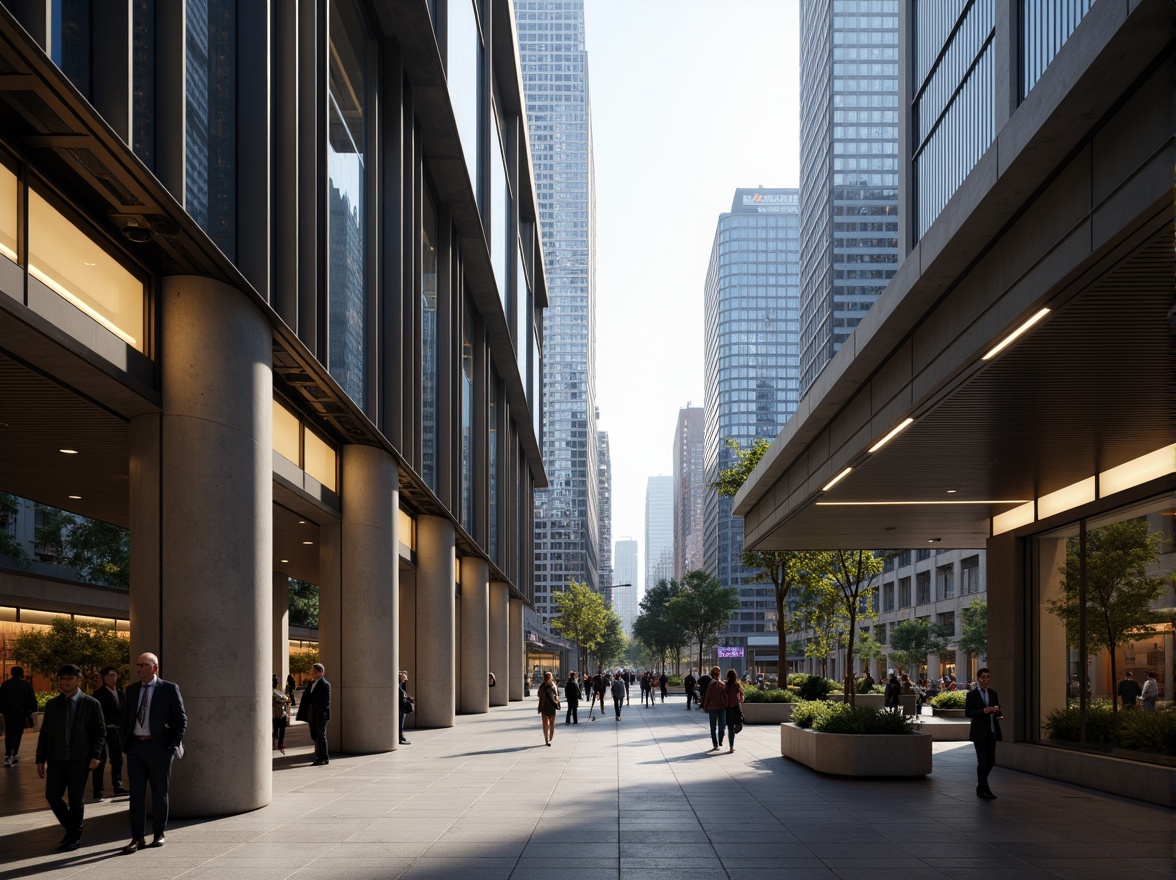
582;0;801;592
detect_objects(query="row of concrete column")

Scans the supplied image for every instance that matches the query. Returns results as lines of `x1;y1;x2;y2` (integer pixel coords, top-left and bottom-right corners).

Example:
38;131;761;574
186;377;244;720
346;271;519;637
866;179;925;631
126;276;528;818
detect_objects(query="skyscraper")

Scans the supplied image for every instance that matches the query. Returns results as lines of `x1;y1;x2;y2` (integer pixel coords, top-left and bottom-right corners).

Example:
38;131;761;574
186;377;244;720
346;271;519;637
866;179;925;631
798;0;899;397
612;538;639;636
703;188;801;651
597;427;613;601
517;0;600;621
645;476;674;593
673;406;705;579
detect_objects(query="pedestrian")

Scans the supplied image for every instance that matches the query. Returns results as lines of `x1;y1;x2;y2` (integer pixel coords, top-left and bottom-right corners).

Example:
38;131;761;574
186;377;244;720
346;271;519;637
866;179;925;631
722;669;745;753
296;662;331;765
537;671;560;746
564;672;581;725
272;674;290;754
658;672;668;702
92;666;128;798
696;668;712;711
611;673;626;720
640;672;650;706
285;672;296;708
1116;671;1141;710
1;665;37;766
36;664;105;851
488;671;497;689
1140;671;1159;712
684;669;697;709
964;667;1002;800
120;652;186;853
884;673;901;711
862;669;875;689
702;666;728;751
624;669;632;704
398;671;413;744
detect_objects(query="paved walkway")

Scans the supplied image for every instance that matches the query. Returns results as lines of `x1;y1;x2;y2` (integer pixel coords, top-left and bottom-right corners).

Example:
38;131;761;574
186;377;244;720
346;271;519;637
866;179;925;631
1;694;1172;880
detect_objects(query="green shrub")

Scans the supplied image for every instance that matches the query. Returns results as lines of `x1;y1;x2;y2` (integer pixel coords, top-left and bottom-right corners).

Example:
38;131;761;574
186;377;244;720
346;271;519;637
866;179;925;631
742;686;795;704
1115;710;1176;756
667;675;684;687
816;705;915;735
931;690;968;709
1043;704;1117;746
787;673;807;686
36;690;55;711
791;700;836;728
855;677;874;694
795;674;836;701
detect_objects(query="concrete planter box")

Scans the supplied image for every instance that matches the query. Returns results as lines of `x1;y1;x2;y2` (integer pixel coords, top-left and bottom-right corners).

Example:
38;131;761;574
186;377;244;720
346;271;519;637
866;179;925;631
741;702;795;724
780;723;932;776
932;707;967;718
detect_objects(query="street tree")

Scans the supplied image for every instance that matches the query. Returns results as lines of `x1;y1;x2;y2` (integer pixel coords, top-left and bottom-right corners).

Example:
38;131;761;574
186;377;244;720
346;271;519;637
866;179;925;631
1048;518;1169;712
0;492;29;563
820;550;884;705
633;579;683;672
669;569;740;673
12;616;130;685
957;600;988;665
289;578;320;627
34;504;130;589
888;619;952;676
595;610;628;668
551;581;608;671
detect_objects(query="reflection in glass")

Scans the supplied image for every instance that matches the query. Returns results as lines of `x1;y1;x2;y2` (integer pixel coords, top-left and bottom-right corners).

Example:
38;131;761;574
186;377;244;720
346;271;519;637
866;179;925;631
447;0;481;197
51;0;91;98
461;305;475;534
327;0;368;408
489;375;498;562
421;189;439;491
0;164;16;263
490;111;510;303
132;0;155;167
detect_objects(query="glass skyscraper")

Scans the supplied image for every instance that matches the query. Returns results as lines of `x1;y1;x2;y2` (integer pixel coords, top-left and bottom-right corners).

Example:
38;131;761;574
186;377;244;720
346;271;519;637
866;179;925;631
517;0;600;622
704;188;801;647
673;406;705;579
798;0;899;396
645;476;674;593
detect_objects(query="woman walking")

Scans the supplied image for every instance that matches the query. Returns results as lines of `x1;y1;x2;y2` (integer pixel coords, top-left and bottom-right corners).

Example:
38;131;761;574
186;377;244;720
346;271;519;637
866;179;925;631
537;671;560;746
272;675;290;754
723;669;745;753
702;666;727;751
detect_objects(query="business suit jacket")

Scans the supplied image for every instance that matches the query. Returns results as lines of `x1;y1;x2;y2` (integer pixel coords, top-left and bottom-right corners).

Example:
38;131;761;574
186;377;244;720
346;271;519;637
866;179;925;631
121;679;187;751
35;693;106;763
965;686;1003;743
296;677;331;723
0;676;37;715
93;685;125;726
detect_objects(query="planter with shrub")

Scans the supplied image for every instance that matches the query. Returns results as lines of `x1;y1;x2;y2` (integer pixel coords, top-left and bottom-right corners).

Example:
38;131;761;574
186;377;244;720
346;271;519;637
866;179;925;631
930;690;968;717
780;700;932;776
740;685;796;723
1043;703;1176;758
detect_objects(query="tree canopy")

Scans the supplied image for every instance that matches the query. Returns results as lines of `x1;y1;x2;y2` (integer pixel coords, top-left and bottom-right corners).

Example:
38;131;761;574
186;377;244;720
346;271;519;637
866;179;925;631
594;610;628;668
888;619;952;674
669;569;740;672
551;581;609;670
11;616;130;685
288;578;320;628
957;600;988;661
632;579;683;672
34;504;130;589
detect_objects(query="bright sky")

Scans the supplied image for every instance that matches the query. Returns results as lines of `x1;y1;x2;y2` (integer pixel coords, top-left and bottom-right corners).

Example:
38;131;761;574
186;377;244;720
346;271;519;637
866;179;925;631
583;1;801;592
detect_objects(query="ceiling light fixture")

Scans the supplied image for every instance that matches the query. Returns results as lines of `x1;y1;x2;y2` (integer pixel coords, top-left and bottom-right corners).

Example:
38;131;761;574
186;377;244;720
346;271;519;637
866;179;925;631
816;499;1030;506
982;307;1050;360
298;520;307;525
946;489;957;494
867;417;914;453
68;494;82;500
59;448;79;454
822;467;853;492
302;540;314;545
280;559;289;563
928;538;941;543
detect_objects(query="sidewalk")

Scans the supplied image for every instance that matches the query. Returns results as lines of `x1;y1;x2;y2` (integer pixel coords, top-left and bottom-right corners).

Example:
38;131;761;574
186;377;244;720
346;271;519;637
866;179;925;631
1;697;1171;880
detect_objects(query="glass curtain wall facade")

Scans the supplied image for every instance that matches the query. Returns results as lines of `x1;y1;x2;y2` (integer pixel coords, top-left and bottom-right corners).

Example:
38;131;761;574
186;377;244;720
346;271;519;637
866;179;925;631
612;538;639;635
798;0;899;396
597;428;613;600
517;0;600;621
645;476;674;592
673;406;706;579
703;189;801;648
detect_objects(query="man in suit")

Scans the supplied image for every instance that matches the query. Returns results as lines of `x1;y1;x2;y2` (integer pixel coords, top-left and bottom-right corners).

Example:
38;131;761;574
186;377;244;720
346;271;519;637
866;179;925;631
35;664;106;851
1;665;37;766
120;652;187;854
964;667;1003;800
92;666;128;800
296;663;331;765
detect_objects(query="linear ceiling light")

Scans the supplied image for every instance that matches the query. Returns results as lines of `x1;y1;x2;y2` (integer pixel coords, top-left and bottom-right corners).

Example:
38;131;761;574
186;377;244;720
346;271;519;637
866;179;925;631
816;499;1030;506
822;467;853;492
982;308;1050;360
1099;445;1176;497
868;417;914;453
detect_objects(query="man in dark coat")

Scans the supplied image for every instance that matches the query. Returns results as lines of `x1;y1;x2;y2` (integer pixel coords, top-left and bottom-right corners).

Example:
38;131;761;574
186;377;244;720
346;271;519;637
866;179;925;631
296;662;331;765
684;670;697;709
91;666;128;799
120;652;187;853
35;664;106;850
964;667;1003;800
564;672;581;725
695;670;712;710
1;665;37;765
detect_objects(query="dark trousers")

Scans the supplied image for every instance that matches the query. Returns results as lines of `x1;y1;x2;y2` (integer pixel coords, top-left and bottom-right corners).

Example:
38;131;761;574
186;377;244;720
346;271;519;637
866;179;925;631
127;738;174;839
565;703;578;724
45;759;89;838
3;711;27;756
399;711;408;742
309;717;329;760
93;725;123;794
273;717;287;748
685;689;696;708
973;734;997;792
708;709;727;747
613;697;623;718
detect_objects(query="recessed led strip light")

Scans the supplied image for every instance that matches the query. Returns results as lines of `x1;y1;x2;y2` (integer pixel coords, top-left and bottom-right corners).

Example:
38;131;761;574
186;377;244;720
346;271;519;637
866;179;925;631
816;500;1030;506
868;417;914;454
822;467;853;492
982;307;1050;360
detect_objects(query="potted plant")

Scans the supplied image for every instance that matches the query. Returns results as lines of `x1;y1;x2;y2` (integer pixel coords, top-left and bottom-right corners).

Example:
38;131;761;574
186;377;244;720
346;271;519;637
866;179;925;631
780;700;932;776
930;690;968;717
741;684;796;723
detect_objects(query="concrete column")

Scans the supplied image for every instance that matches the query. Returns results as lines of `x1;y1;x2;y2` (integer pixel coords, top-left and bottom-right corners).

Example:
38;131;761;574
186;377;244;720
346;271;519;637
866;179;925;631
273;573;289;686
508;597;524;701
415;516;455;727
130;275;272;817
488;582;509;706
459;557;489;714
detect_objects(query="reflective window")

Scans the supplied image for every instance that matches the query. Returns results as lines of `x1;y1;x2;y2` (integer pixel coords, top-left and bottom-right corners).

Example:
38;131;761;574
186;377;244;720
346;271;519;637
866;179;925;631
327;0;369;409
447;0;482;197
272;400;301;465
514;245;528;367
0;163;15;263
132;0;155;167
488;374;499;563
460;303;475;534
27;188;145;351
50;0;91;98
490;110;510;306
1021;0;1093;98
421;188;439;491
303;427;337;493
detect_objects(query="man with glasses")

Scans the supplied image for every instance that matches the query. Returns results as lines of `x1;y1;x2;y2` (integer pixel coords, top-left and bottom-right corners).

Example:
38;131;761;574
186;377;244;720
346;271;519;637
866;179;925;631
34;665;106;851
120;652;187;854
965;668;1003;800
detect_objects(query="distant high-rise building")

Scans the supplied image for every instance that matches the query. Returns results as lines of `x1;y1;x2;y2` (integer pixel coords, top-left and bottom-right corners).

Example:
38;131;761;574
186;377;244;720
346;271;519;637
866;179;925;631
612;538;639;635
673;406;705;579
645;476;674;593
703;188;801;653
798;0;899;397
517;0;600;622
597;427;613;601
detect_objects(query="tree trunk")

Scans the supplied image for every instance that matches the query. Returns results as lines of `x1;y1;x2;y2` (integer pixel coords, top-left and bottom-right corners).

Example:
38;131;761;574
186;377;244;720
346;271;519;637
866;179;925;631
776;590;786;687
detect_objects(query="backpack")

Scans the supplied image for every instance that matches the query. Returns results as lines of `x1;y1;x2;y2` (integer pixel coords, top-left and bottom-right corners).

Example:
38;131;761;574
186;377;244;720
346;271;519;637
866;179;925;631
611;679;625;700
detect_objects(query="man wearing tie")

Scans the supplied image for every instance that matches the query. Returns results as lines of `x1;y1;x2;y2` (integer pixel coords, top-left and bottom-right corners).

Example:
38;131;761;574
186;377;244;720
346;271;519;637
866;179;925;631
35;665;106;851
296;663;331;765
120;652;187;854
92;666;128;800
964;668;1003;800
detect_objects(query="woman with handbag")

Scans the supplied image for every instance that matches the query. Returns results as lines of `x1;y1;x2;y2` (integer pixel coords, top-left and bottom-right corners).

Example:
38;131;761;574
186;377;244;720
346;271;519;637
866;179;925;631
537;671;560;746
398;671;414;745
723;669;745;753
271;675;290;754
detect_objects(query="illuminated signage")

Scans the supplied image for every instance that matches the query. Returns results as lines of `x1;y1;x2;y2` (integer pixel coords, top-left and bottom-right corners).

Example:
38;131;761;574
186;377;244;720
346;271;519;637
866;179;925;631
717;646;745;658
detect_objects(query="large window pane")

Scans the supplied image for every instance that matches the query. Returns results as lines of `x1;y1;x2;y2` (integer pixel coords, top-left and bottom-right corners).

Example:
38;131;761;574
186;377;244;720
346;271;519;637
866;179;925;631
461;304;474;534
0;163;16;263
421;188;439;491
447;0;481;196
490;110;509;303
489;374;498;562
327;0;368;409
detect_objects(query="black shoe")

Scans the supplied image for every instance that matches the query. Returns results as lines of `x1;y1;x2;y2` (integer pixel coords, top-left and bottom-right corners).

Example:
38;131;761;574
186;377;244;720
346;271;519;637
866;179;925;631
311;759;325;766
979;790;997;800
399;739;410;745
93;792;104;802
62;838;81;852
150;834;166;847
122;838;146;855
113;787;129;795
56;834;72;849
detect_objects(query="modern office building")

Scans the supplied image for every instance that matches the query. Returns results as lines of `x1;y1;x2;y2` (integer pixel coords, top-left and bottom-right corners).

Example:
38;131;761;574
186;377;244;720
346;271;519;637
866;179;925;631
644;476;674;591
673;406;705;578
517;0;600;623
0;0;546;817
597;426;613;601
612;537;639;635
736;0;1174;806
798;0;900;396
703;188;801;655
